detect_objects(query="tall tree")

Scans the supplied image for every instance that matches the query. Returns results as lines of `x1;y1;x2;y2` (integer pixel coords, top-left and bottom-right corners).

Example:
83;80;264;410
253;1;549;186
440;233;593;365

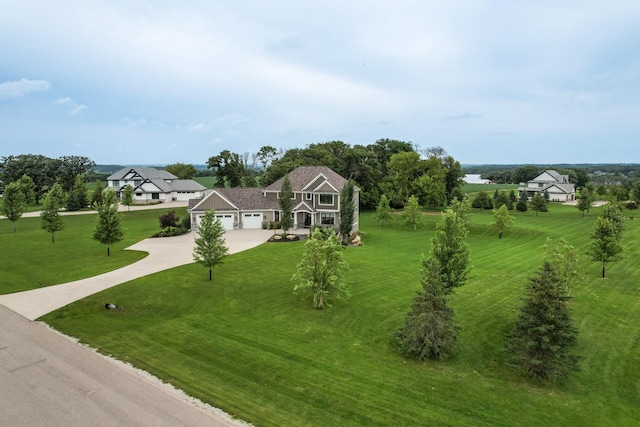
257;145;279;170
402;195;423;231
492;204;514;238
40;183;66;243
505;261;579;382
374;194;392;227
165;163;198;179
339;180;355;241
394;257;458;360
516;190;528;212
58;155;95;192
279;174;293;233
207;150;245;187
430;207;470;293
121;185;134;211
471;191;493;209
0;182;27;232
93;190;124;256
66;174;88;211
292;228;350;309
16;174;36;205
192;210;229;281
387;151;423;204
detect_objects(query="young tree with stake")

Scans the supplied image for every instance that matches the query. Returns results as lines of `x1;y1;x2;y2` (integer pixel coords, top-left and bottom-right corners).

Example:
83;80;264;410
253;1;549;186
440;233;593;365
193;210;229;281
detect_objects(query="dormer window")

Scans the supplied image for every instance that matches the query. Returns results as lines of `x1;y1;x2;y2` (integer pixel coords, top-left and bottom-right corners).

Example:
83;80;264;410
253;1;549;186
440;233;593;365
306;192;312;200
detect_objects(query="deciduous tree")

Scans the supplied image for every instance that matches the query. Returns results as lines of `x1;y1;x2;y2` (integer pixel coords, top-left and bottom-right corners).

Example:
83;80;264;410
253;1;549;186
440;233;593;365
402;195;423;231
66;174;88;211
292;228;350;309
492;204;514;237
93;190;123;256
530;193;548;216
1;182;27;232
587;203;624;278
430;207;470;292
505;261;579;382
17;174;36;205
91;180;104;208
165;163;198;179
193;210;229;281
121;185;134;211
40;183;66;243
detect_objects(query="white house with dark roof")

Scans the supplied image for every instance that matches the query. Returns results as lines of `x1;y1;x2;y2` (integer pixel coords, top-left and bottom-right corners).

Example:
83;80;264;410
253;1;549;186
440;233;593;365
107;167;207;203
189;165;359;231
517;170;576;202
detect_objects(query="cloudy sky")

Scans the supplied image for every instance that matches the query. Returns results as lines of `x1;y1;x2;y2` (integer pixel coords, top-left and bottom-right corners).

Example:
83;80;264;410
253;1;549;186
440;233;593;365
1;1;639;166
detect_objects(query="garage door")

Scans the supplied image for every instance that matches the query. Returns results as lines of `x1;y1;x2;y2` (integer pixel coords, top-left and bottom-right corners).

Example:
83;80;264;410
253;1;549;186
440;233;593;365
215;214;235;230
242;212;263;229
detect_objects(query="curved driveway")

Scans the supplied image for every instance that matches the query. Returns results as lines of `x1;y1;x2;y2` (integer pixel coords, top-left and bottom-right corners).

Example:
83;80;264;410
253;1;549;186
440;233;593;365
0;208;275;426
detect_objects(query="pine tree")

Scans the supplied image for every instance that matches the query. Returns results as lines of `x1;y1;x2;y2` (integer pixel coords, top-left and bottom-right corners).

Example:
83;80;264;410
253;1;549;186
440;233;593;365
505;261;579;382
40;183;66;243
395;258;458;360
66;174;88;211
374;194;392;227
279;174;293;233
193;210;229;281
339;180;355;241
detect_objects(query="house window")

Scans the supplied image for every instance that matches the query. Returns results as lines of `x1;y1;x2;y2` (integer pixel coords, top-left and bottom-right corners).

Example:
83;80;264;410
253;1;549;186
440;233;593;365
134;180;141;186
538;183;544;187
136;193;142;197
112;180;119;187
319;194;333;205
275;211;280;222
321;212;335;225
306;192;312;200
152;193;159;200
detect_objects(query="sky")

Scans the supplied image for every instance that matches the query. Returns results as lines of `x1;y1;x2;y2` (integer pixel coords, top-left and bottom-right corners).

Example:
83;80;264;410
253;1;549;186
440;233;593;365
1;1;639;166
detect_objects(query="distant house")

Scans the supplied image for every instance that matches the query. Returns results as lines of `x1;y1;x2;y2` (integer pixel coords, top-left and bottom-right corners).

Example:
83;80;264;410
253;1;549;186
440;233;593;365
517;170;576;202
106;167;207;203
189;165;359;231
463;174;493;184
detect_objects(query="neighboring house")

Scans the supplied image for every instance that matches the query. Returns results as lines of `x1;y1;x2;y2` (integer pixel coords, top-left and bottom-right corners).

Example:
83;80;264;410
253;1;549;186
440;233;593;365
517;170;576;202
463;174;493;184
106;167;207;203
189;165;359;231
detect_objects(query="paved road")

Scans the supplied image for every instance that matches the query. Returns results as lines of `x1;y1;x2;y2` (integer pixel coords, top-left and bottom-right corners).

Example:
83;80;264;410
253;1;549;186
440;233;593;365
0;306;246;426
0;215;276;427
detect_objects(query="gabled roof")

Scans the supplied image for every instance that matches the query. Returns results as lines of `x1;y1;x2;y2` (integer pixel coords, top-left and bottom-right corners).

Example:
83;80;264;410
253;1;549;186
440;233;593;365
530;170;569;184
191;187;280;211
264;166;348;193
107;167;177;181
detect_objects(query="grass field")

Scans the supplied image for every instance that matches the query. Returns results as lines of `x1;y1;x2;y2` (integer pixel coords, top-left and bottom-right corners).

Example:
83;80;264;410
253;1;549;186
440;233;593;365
37;203;640;426
0;208;179;294
193;176;218;188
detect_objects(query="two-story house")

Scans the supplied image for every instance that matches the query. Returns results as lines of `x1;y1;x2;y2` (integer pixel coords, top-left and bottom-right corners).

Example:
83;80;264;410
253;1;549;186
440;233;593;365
517;170;576;202
106;167;207;203
188;166;359;232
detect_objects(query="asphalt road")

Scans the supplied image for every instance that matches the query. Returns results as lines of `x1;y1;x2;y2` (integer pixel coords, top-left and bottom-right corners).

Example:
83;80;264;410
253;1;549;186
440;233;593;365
0;306;246;426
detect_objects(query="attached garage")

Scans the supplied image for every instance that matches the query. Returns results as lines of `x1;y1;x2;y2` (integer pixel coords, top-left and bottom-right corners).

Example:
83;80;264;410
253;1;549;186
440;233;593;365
215;213;235;230
242;212;263;229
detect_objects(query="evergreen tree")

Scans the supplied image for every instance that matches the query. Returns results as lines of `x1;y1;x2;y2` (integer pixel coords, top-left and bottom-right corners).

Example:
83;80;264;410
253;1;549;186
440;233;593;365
66;174;88;211
193;210;229;280
40;183;65;243
1;182;27;232
430;207;470;293
93;190;124;256
402;195;423;231
395;258;458;360
530;193;548;216
374;194;392;227
279;174;293;232
339;180;355;241
516;190;528;212
292;228;350;309
505;261;579;382
91;180;104;208
471;190;493;209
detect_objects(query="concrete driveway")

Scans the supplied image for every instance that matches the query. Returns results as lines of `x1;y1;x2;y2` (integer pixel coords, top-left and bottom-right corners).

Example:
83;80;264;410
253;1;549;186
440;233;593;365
0;226;275;426
0;228;275;320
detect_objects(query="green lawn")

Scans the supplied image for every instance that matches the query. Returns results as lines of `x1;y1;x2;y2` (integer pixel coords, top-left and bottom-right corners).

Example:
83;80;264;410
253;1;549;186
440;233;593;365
34;205;640;426
0;208;180;294
193;176;218;188
462;183;519;195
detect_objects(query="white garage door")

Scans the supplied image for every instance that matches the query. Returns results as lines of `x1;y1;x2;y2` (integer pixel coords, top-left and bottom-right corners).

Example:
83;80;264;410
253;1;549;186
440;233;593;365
242;212;263;229
215;214;235;230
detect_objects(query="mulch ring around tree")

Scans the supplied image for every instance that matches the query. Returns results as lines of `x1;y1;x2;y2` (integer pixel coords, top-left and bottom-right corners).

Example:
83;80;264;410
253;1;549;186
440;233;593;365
268;233;307;242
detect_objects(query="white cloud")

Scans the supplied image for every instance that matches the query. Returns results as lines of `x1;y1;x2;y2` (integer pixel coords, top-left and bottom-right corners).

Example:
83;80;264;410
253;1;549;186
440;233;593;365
0;78;50;99
52;97;86;115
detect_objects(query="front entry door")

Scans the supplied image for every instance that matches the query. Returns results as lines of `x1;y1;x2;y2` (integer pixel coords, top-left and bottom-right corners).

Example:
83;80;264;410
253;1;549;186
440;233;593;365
304;213;312;227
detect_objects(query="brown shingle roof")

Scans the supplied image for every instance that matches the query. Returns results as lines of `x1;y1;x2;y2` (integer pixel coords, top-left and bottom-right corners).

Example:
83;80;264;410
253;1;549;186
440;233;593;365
216;187;280;210
264;166;348;192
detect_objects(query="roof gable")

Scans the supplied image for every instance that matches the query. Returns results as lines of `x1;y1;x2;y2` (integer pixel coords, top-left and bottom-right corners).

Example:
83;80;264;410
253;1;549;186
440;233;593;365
265;166;348;193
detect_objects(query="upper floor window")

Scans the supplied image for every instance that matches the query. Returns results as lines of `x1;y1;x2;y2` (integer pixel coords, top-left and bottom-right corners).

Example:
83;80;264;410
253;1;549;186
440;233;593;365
134;180;141;186
319;194;333;205
306;192;312;200
112;180;119;187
